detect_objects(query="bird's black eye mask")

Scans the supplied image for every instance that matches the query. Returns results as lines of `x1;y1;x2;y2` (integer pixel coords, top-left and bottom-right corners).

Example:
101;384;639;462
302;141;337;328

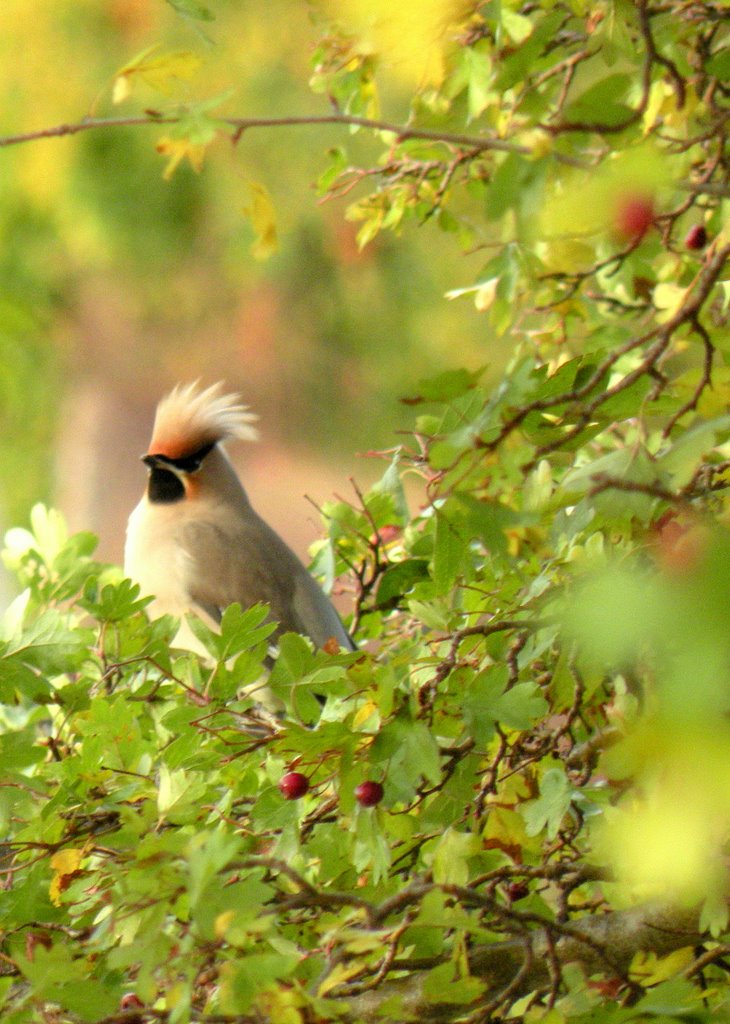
143;441;216;474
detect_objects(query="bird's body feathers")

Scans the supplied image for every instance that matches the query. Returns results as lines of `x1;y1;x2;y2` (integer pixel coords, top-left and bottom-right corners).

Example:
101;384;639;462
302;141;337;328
124;383;354;654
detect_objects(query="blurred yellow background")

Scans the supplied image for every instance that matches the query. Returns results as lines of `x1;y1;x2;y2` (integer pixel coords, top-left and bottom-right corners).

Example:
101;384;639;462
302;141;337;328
0;0;490;579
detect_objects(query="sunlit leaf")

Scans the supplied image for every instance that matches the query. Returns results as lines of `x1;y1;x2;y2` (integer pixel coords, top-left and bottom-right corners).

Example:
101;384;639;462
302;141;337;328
49;848;84;906
156;134;208;178
243;181;279;260
113;47;202;103
325;0;472;87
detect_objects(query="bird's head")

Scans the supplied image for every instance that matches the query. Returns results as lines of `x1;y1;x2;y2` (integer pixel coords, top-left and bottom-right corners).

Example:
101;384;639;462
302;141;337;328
143;381;258;504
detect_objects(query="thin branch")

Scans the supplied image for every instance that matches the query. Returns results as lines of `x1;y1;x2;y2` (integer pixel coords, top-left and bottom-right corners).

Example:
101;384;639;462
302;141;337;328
588;475;683;504
0;111;590;167
0;113;528;155
662;317;715;436
686;943;730;979
518;240;730;467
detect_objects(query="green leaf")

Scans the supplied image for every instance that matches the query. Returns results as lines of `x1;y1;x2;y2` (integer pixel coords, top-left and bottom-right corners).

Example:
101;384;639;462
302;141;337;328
493;682;549;731
523;768;574;839
464;667;547;738
422;960;485;1004
81;577;152;621
370;448;410;524
353;804;391;883
17;942;118;1022
705;48;730;79
431;827;480;885
484;154;546;222
185;828;242;907
657;414;730;488
219;953;300;1014
409;367;484;403
185;602;275;662
166;0;215;21
433;509;466;592
564;73;633;126
463;46;493;120
376;558;430;607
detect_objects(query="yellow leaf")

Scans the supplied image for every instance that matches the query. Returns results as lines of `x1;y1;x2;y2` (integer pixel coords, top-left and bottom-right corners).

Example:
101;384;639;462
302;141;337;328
352;700;379;728
318;959;368;997
215;910;235;939
643;80;700;137
50;847;83;873
112;75;132;105
166;981;187;1008
113;47;202;103
325;0;471;88
653;282;687;323
537;240;597;274
474;278;499;311
630;947;695;986
49;847;84;906
243;182;278;260
256;987;304;1024
156;136;208;180
642;80;670;136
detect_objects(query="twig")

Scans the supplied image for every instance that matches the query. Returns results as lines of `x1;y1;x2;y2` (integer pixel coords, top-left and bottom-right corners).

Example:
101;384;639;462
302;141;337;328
0;113;531;155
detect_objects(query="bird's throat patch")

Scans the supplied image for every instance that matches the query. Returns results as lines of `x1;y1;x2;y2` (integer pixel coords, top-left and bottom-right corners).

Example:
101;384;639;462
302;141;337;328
148;466;185;504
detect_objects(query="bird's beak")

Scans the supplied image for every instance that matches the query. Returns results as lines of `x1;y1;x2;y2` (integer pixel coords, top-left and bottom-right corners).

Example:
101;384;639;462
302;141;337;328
142;452;190;480
142;453;178;472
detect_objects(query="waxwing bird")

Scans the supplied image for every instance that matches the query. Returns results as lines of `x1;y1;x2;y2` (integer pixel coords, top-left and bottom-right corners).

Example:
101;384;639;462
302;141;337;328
124;382;356;653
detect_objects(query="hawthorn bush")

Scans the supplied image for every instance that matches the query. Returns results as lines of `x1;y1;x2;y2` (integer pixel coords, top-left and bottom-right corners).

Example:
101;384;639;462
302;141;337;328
1;1;730;1022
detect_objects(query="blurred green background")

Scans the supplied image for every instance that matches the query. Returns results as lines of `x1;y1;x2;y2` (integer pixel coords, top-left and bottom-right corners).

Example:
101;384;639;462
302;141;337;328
0;0;490;576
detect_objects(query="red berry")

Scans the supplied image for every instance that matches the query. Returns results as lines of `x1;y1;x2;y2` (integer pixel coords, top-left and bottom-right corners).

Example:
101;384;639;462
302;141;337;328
614;194;654;243
278;771;309;800
506;881;529;902
684;224;707;250
355;781;384;807
120;994;144;1010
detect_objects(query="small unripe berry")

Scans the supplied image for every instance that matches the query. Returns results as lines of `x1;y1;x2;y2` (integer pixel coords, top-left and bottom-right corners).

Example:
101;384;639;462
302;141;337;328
684;224;707;251
278;771;310;800
355;781;384;807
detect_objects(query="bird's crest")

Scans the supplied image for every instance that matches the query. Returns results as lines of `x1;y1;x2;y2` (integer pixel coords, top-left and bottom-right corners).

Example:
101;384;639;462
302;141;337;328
148;381;259;459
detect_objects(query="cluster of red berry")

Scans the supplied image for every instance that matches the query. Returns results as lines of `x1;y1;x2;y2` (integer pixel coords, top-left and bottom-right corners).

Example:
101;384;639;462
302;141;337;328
278;771;384;807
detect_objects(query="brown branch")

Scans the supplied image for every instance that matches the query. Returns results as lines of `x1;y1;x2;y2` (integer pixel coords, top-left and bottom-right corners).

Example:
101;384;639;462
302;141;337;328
587;475;682;504
0;113;529;155
343;902;705;1022
421;618;553;708
685;942;730;978
635;0;686;109
545;0;685;136
0;111;591;168
520;240;730;467
662;317;715;436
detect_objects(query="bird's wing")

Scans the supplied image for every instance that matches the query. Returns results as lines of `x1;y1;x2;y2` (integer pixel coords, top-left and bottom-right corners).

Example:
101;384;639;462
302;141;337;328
290;570;356;651
181;514;354;650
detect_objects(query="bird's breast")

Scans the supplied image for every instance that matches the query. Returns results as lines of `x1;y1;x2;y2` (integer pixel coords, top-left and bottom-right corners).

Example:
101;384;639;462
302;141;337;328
124;498;195;620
